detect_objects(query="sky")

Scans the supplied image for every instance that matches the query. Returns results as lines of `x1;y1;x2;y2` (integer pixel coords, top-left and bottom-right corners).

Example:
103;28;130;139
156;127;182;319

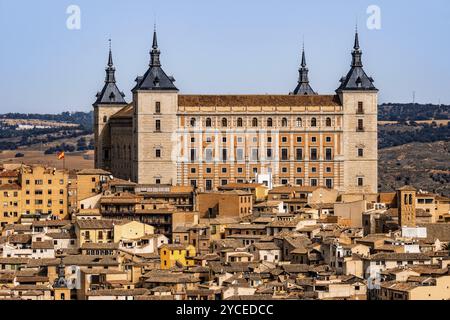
0;0;449;113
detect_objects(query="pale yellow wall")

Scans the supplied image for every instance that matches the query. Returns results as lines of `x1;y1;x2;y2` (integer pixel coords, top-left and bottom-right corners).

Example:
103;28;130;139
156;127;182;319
113;221;154;242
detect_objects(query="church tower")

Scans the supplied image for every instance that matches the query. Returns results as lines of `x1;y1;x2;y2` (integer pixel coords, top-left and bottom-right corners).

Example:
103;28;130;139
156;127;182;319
93;42;128;171
397;186;417;227
337;29;378;195
291;45;317;95
131;28;179;184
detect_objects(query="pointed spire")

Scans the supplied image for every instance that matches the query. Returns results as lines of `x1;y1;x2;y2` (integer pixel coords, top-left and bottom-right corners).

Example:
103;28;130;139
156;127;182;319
351;26;363;67
336;27;377;92
105;39;116;83
292;42;316;95
94;39;127;105
354;25;360;51
150;25;161;67
301;42;307;68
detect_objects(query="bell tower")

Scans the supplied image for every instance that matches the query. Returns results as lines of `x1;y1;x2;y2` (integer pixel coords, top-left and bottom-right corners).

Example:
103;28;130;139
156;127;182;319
93;40;128;171
397;186;417;227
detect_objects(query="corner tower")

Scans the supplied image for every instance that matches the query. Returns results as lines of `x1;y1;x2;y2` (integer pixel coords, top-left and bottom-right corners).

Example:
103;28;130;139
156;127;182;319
131;27;179;184
337;29;378;195
93;41;128;171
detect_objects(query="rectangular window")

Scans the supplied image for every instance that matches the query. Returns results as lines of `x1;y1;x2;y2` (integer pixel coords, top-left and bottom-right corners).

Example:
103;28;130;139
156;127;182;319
325;148;333;161
310;148;318;161
205;180;212;191
236;148;244;161
190;148;196;162
296;148;303;161
222;149;228;162
221;179;228;186
266;148;273;159
326;178;333;189
205;149;213;161
296;137;302;143
190;180;197;188
156;149;161;158
155;102;161;113
251;149;259;161
357;101;364;114
296;179;303;186
358;177;364;187
237;167;243;174
357;119;364;131
358;148;364;157
156;120;161;132
281;148;288;161
310;178;318;187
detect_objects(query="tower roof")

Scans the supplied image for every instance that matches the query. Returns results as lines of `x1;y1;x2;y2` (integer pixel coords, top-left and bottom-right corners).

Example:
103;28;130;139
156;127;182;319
291;44;317;96
94;40;127;105
336;29;377;92
132;27;178;92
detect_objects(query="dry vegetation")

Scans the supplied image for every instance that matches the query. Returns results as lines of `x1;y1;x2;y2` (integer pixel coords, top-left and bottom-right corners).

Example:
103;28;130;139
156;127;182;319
379;140;450;197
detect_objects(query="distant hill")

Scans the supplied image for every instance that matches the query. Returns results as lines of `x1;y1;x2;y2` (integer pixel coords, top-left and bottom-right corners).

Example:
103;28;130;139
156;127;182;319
0;111;93;131
378;103;450;121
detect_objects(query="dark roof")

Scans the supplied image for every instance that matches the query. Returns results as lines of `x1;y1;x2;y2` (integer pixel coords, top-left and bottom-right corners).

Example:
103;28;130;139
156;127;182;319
178;94;341;107
94;46;127;105
337;31;377;92
132;29;178;92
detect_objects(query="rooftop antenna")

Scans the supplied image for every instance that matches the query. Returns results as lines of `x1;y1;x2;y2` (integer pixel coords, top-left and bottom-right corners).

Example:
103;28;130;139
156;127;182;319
413;91;416;103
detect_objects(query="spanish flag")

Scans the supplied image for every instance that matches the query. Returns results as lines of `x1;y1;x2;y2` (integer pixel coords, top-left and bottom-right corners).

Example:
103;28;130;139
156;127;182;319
57;151;65;160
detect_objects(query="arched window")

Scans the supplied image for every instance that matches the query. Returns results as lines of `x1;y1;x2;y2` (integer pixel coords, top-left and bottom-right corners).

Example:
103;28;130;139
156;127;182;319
205;118;212;127
326;117;332;127
237;118;243;127
404;194;408;205
409;194;413;205
267;118;273;127
311;118;317;127
190;118;196;127
252;118;258;127
296;117;302;127
282;118;288;127
222;118;228;127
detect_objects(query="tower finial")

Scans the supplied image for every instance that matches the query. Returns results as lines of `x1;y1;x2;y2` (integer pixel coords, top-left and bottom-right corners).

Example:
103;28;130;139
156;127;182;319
301;40;306;68
150;26;161;67
354;24;360;51
108;39;113;67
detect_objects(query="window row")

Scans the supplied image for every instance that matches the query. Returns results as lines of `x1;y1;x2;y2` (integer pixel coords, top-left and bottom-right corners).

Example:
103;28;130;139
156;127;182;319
191;178;334;190
186;147;334;162
189;117;336;128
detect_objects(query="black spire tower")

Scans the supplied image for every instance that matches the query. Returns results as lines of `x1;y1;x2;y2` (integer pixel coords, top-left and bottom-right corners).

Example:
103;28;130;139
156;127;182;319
292;44;317;95
133;26;178;92
337;28;377;92
94;40;127;105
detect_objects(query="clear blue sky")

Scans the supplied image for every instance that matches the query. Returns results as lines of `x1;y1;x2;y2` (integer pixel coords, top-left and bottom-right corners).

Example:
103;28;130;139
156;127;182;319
0;0;449;113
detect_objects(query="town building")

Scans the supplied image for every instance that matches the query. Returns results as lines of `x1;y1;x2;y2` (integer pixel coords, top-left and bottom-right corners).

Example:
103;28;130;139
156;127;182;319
94;29;378;196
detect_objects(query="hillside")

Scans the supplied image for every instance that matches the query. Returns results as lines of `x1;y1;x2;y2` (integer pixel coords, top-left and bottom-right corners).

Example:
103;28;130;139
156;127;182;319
379;140;450;197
